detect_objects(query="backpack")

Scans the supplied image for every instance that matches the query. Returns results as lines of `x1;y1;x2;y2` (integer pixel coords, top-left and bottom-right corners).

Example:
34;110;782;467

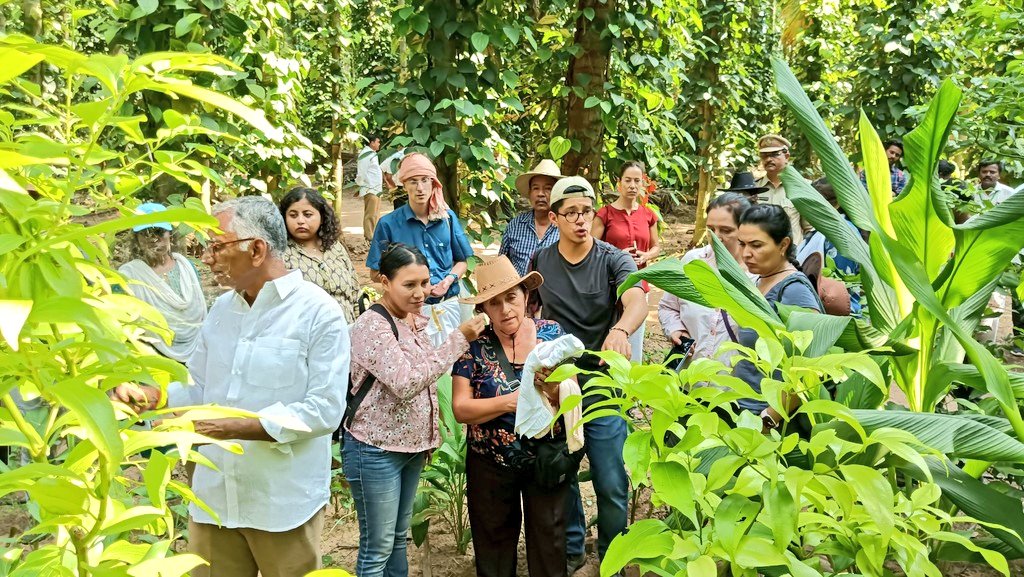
333;303;400;443
799;252;852;316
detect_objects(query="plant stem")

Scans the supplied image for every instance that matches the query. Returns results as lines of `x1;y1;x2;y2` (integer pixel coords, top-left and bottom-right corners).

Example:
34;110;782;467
2;394;46;462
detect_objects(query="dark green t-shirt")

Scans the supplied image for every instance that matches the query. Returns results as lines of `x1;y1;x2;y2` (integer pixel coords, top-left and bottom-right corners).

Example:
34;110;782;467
531;240;638;373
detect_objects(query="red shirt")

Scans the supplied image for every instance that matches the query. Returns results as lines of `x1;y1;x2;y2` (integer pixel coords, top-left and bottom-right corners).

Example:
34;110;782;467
596;204;658;262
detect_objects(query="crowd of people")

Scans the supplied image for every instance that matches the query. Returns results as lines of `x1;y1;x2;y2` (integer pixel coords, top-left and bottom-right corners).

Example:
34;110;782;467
109;132;1018;577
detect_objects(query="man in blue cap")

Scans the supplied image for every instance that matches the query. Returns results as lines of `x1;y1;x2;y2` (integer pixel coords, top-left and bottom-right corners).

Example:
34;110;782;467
118;202;207;362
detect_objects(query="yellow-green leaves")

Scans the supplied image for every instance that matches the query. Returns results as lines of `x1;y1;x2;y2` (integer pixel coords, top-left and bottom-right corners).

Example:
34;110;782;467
0;300;32;350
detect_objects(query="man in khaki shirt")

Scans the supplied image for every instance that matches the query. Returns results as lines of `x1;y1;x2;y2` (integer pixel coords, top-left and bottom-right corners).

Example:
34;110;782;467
755;134;805;245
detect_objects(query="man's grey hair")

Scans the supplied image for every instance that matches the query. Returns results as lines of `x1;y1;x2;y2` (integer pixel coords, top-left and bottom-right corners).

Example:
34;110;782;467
212;196;288;255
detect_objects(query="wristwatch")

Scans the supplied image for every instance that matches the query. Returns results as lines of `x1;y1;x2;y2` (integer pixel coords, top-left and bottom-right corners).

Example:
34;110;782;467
446;273;459;283
760;408;779;429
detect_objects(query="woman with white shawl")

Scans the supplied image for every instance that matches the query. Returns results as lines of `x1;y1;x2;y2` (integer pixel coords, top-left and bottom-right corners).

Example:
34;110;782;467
118;202;207;363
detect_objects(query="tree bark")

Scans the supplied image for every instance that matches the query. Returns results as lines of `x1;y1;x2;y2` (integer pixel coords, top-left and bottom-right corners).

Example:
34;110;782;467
690;17;722;248
562;0;616;186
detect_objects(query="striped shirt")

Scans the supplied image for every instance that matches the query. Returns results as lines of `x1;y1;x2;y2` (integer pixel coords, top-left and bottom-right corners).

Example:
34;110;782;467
499;211;559;276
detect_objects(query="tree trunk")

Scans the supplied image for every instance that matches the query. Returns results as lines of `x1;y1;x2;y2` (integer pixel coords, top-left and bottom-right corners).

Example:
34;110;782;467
330;7;344;213
562;0;616;186
690;21;721;248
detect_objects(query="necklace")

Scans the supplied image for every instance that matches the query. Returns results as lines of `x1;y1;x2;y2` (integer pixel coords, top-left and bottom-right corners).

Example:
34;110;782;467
758;266;795;280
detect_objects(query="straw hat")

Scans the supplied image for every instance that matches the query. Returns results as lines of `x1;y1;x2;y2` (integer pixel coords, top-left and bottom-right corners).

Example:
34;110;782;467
459;256;544;305
514;159;564;196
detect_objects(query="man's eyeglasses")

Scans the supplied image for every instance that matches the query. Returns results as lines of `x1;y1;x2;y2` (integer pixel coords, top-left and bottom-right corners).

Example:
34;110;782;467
203;237;256;257
556;208;596;223
759;150;787;159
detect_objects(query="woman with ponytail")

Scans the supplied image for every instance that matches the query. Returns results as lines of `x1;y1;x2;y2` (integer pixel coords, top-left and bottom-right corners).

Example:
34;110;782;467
733;204;822;430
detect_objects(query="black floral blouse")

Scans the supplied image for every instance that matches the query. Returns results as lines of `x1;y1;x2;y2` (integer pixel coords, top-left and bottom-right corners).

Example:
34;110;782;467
453;319;566;466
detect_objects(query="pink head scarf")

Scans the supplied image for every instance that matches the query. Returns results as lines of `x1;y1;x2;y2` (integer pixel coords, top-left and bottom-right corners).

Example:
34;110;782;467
397;153;451;221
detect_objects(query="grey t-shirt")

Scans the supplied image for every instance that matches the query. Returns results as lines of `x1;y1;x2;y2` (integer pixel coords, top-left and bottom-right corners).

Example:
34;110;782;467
531;240;638;372
734;272;823;413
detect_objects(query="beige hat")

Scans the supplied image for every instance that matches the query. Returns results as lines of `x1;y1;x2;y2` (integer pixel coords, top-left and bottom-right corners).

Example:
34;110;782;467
758;134;791;153
514;159;564;196
548;175;595;207
460;256;544;305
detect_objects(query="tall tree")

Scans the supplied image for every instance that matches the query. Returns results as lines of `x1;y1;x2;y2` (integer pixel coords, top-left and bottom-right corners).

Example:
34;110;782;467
563;0;616;183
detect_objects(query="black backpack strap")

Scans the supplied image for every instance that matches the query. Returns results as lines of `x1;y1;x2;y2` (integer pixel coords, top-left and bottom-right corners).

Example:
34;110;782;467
339;303;400;434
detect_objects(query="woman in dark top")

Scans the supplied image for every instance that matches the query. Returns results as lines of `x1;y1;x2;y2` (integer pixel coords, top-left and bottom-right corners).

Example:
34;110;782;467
452;255;572;577
734;204;823;430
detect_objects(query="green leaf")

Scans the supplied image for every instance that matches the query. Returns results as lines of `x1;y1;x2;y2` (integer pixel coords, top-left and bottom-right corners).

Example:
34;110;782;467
889;81;959;280
174;13;203;38
143;450;171;510
50;380;124;480
143;80;280;141
137;0;159;16
0;300;32;351
502;26;520;45
650;461;696;525
930;532;1010;577
415;99;430;115
904;458;1024;556
784;310;850;357
781;167;899;332
772;57;878;234
470;32;489;53
851;410;1024;462
0;48;45;85
429;141;445;158
548;136;571;160
764;482;797;550
599;519;674;577
100;505;166;535
27;477;89;516
839;464;894;545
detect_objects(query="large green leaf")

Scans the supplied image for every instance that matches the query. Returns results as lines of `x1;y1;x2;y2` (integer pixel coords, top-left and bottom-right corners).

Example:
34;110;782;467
50;380;124;480
850;410;1024;462
782;169;900;332
709;234;777;322
684;260;782;338
771;57;878;234
904;458;1024;556
938;189;1024;309
926;362;1024;400
783;309;850;357
889;80;960;280
617;258;710;307
600;519;674;577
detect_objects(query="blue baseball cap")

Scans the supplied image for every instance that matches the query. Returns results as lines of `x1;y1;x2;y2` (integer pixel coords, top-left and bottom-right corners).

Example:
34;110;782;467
132;202;173;232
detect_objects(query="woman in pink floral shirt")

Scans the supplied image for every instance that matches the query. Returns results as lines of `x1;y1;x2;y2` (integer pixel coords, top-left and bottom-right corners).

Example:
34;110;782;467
343;243;486;577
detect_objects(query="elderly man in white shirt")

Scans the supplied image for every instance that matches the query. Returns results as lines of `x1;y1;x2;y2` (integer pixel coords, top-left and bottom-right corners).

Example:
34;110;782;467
357;133;384;242
115;196;350;577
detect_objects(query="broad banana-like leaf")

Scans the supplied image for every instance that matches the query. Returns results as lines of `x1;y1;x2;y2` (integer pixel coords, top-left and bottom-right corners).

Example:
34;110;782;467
617;257;711;308
834;362;888;409
926;279;1000;408
859;114;911;322
889;80;959;280
903;458;1024;556
938;189;1024;309
618;256;783;339
873;230;1024;438
782;168;900;332
771;57;878;235
926;362;1024;400
850;410;1024;462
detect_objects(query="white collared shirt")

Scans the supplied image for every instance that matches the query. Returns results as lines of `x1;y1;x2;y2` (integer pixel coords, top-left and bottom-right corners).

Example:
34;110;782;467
167;270;350;532
356;145;383;196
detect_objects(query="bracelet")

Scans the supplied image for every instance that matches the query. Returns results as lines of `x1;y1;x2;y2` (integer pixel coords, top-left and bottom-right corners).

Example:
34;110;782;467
610;327;629;337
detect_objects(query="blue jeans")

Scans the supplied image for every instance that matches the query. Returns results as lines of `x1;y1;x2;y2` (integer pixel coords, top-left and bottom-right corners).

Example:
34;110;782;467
343;432;426;577
565;412;629;560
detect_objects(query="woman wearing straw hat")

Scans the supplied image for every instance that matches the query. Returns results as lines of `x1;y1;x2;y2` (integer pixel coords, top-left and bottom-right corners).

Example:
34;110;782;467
452;255;578;577
499;159;564;276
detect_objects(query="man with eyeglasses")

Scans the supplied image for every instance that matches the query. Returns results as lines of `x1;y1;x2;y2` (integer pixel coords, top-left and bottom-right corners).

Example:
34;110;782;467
114;196;350;577
529;176;647;575
117;202;207;363
755;134;805;245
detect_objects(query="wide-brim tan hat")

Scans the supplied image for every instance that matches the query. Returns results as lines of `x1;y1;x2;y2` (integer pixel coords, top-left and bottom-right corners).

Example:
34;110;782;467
460;255;544;305
514;159;564;196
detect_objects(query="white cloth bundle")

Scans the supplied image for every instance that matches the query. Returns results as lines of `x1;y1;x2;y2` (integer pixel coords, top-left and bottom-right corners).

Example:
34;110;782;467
515;334;586;452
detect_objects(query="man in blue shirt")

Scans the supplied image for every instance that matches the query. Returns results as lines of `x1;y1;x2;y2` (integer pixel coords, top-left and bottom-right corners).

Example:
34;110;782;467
499;159;564;275
367;152;475;346
860;138;907;196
